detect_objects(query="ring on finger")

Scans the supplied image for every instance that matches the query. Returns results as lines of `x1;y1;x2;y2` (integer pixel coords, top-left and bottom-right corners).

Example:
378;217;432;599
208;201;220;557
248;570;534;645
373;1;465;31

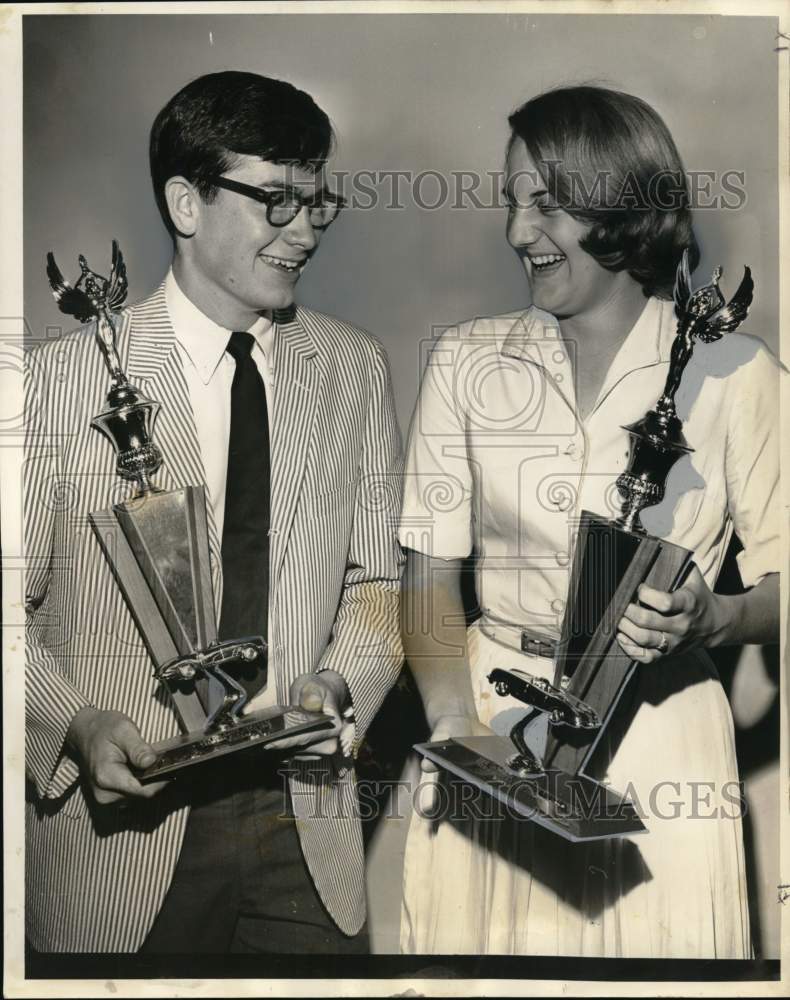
656;631;669;654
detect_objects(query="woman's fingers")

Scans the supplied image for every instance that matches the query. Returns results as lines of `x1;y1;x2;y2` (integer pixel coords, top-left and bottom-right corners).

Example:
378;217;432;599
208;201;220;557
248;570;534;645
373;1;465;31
621;601;688;635
617;586;693;662
617;631;661;663
638;580;698;615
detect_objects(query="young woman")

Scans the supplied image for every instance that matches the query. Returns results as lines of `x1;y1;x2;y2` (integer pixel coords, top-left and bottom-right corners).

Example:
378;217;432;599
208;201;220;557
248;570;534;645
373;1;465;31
398;85;779;957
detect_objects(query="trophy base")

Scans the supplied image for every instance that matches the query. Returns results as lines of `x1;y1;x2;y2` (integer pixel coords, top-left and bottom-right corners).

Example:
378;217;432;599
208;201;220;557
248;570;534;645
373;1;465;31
416;735;646;842
136;706;334;782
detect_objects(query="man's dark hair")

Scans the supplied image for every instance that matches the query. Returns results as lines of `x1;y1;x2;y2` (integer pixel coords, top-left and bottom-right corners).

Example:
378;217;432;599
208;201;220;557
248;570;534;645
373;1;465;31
508;85;700;298
150;71;334;237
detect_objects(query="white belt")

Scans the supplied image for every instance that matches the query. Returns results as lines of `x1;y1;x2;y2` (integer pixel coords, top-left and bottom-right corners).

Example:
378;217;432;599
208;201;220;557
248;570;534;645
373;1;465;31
477;613;558;660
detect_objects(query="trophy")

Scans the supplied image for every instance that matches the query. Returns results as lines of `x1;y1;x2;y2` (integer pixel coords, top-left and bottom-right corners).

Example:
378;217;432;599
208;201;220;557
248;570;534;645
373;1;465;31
46;242;333;781
416;250;754;841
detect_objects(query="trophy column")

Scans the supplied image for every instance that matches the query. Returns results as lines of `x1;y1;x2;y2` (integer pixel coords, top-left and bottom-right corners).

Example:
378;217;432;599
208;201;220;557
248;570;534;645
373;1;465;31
47;242;333;780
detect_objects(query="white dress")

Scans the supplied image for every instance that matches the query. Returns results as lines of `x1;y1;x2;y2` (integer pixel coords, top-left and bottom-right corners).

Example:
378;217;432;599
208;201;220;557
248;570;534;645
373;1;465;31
397;298;780;957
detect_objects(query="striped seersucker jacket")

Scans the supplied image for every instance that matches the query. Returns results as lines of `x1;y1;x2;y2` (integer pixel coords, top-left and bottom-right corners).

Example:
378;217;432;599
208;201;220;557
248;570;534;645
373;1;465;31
25;283;404;951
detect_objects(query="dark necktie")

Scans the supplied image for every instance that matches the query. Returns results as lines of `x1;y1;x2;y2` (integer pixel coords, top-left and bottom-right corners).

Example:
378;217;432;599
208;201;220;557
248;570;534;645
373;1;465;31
218;330;270;699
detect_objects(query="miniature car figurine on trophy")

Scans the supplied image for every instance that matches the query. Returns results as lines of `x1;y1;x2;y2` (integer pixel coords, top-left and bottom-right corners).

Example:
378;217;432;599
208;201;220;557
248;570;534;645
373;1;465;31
46;242;333;780
416;249;754;841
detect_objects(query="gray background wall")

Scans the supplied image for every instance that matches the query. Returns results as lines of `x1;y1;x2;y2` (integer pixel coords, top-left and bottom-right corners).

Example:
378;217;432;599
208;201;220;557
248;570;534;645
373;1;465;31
23;11;780;957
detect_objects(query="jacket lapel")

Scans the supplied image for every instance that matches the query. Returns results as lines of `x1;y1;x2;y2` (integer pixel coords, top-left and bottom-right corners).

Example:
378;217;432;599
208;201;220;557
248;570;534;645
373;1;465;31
269;306;320;589
123;284;224;614
115;293;322;665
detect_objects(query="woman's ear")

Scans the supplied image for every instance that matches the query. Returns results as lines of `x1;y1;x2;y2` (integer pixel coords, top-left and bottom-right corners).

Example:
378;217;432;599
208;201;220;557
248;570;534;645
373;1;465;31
164;176;200;238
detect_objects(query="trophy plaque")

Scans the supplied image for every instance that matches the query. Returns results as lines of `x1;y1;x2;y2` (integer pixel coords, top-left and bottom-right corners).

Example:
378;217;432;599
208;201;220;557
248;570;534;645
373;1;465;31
47;242;333;781
415;249;754;841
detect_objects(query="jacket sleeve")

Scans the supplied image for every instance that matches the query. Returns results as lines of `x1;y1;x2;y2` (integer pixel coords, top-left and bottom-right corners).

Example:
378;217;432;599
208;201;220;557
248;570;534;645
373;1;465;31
316;342;405;748
24;352;92;802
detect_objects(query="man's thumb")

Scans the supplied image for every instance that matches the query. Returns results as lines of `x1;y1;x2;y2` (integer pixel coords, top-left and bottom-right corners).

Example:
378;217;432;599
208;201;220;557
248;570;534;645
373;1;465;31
119;724;157;768
299;680;326;713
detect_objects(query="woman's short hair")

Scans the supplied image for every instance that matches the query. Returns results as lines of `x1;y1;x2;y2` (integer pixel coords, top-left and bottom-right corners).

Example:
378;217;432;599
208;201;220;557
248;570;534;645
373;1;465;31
508;85;700;298
150;71;334;238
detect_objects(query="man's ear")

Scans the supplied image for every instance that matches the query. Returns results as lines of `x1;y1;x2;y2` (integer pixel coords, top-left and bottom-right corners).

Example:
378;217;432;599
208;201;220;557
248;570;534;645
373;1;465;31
164;176;201;237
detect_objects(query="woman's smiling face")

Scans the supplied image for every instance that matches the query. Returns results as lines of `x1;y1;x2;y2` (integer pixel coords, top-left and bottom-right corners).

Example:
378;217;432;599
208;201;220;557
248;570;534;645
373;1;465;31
505;138;627;321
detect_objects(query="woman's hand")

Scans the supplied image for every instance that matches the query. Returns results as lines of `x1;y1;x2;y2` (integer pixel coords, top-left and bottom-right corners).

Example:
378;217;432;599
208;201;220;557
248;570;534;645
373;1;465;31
417;713;492;817
617;568;779;664
616;564;730;664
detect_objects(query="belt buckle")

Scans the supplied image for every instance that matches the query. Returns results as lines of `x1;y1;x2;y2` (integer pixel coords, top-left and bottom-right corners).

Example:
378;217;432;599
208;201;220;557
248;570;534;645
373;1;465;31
520;632;550;658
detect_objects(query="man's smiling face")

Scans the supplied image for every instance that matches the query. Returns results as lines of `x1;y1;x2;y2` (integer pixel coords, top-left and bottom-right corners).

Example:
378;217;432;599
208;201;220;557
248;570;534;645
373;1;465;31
186;155;325;321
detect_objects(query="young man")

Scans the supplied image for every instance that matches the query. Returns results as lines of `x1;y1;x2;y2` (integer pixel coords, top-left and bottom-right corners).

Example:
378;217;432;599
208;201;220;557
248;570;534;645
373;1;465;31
25;71;403;954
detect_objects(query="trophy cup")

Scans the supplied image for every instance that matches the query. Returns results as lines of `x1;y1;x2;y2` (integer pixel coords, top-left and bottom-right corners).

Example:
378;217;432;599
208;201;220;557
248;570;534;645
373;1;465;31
416;250;754;841
46;242;333;781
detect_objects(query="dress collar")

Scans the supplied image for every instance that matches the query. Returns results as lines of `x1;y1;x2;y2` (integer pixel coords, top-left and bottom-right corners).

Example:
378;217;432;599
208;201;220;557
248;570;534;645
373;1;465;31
499;297;677;419
594;296;674;409
501;297;676;367
499;305;559;358
164;268;274;385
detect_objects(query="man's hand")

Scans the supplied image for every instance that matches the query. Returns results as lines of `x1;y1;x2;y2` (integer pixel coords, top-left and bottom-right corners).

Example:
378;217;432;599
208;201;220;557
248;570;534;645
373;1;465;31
266;670;355;760
66;707;169;805
417;713;492;817
617;564;730;664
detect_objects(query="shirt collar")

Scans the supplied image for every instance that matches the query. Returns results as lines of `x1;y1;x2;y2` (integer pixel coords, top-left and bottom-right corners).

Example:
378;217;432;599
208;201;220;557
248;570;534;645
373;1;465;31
588;296;673;415
501;297;676;366
500;305;559;358
164;269;274;385
499;297;677;419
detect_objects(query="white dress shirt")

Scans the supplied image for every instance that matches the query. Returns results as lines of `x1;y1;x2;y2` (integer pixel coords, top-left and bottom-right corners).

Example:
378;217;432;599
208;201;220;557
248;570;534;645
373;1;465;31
164;269;276;709
165;269;274;541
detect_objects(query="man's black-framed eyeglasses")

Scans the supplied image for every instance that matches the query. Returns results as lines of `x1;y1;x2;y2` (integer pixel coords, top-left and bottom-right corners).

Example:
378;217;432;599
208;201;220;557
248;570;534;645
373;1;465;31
208;175;346;229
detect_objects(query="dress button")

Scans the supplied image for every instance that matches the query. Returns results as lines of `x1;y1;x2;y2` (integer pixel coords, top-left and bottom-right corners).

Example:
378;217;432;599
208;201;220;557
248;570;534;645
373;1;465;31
555;551;570;567
554;372;564;383
552;350;567;364
551;598;565;614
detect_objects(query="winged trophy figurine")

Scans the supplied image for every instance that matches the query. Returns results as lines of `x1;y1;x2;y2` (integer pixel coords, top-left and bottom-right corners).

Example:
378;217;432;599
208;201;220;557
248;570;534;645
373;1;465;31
658;248;754;414
46;240;129;381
